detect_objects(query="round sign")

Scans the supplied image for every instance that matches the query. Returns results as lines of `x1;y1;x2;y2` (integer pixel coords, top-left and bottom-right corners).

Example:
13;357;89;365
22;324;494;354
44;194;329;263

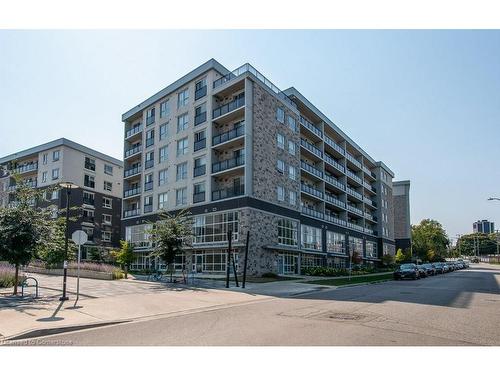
71;230;88;245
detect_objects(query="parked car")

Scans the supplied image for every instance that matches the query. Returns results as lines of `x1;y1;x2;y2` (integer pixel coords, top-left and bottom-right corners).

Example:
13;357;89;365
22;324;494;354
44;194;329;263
447;262;456;271
394;263;420;280
432;262;445;274
455;261;464;270
422;263;436;276
416;265;428;278
463;260;470;268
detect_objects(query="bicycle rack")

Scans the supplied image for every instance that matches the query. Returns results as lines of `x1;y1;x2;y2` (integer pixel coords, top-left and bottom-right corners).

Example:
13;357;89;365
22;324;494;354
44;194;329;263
21;277;39;298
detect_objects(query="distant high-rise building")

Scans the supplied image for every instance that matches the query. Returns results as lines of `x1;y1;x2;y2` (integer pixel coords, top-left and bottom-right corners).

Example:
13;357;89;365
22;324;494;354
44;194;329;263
473;220;495;234
393;180;411;251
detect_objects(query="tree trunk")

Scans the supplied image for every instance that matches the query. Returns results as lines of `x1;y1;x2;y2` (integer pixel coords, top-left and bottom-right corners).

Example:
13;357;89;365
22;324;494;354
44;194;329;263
13;263;19;295
125;265;128;279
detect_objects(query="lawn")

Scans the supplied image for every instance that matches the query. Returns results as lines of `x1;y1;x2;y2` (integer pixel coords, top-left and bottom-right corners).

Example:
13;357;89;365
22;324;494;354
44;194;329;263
304;273;393;286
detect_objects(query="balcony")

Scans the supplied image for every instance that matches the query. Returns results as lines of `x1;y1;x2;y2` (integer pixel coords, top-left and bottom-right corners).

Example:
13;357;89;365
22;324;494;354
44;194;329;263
347;204;363;216
212;184;245;201
301;183;323;199
124;164;141;178
194;138;207;152
346;169;362;184
146;116;155;126
144;181;153;192
364;228;375;235
346;152;362;169
82;216;94;223
145;138;154;148
324;136;345;156
212;95;245;120
195;85;207;100
143;204;153;213
193;192;206;203
346;187;363;200
83;197;95;206
123;209;141;218
194;111;207;126
364;212;376;222
325;214;347;227
300;139;322;159
14;162;38;174
124;145;142;159
364;197;377;207
125;124;143;139
299;116;322;139
300;161;323;179
193;164;206;177
324;154;345;173
124;187;141;198
347;222;364;232
324;174;345;191
301;206;324;220
212;155;245;174
212;63;296;108
324;193;346;208
212;125;245;147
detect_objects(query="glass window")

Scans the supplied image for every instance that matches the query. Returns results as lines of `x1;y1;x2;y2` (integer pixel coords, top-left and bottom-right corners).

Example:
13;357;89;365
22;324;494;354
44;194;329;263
176;162;188;181
301;225;322;250
52;168;59;180
42;153;48;165
159;123;168;141
276;107;285;123
146;108;155;125
193;211;239;244
160;100;170;118
102;214;112;224
125;224;152;248
177;113;189;133
103;197;112;209
177;137;189;156
289;191;297;206
159;146;168;163
176;187;187;206
51;190;59;200
326;231;345;254
158;193;168;209
104;164;113;175
277;133;285;149
84;157;95;171
103;181;112;192
158;169;168;186
52;150;60;161
278;218;298;246
277;159;285;173
84;174;95;188
287;115;298;132
277;186;285;201
288;165;297;180
349;236;364;256
177;88;189;108
42;171;47;183
366;241;377;258
288;140;297;155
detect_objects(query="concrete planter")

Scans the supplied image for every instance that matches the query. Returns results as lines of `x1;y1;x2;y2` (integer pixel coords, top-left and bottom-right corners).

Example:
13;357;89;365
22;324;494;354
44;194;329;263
25;267;116;280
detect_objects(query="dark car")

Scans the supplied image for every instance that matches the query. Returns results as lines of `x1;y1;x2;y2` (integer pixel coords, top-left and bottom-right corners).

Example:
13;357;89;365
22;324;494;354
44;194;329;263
422;263;436;276
416;265;428;278
432;262;445;274
394;263;420;280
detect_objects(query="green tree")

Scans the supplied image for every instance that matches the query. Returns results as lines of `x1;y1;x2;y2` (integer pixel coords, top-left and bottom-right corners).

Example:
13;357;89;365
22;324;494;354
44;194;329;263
0;175;60;294
457;233;498;256
395;248;408;263
382;253;394;266
148;209;193;282
112;241;135;279
36;217;77;267
411;219;449;261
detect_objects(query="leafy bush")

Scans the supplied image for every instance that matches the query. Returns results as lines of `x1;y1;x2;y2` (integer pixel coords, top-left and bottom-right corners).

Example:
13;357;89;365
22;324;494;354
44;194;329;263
0;262;26;288
302;265;395;277
261;272;278;278
28;260;123;277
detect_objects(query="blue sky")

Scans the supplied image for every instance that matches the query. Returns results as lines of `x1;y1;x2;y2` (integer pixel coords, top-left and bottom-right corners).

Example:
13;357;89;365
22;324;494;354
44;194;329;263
1;30;499;238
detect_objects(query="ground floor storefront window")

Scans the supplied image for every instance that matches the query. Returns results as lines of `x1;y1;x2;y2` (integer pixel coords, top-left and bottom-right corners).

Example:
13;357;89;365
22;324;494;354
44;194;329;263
191;249;239;273
277;251;299;275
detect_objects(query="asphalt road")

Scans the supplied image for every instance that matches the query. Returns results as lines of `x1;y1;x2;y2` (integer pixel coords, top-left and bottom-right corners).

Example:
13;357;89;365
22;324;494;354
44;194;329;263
18;264;500;345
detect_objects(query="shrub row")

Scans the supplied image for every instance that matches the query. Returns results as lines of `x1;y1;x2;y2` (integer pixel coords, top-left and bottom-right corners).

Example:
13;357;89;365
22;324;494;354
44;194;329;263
301;265;395;277
0;262;26;288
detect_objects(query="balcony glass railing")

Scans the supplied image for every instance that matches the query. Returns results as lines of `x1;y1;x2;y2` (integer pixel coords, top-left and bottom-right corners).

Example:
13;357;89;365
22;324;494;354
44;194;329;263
364;228;375;235
144;181;153;191
144;204;153;213
194;111;207;126
145;159;154;169
195;85;207;101
145;138;154;148
301;184;323;199
123;209;141;218
193;164;206;177
347;204;363;216
300;139;322;158
83;197;95;206
364;212;376;221
347;222;364;232
299;116;322;138
325;194;346;208
213;63;296;108
125;124;142;138
212;155;245;173
300;161;323;179
193;192;206;203
213;95;245;119
146;116;155;126
346;187;363;200
346;170;362;184
324;136;345;155
212;125;245;146
124;187;141;198
124;165;141;178
346;152;362;168
212;184;245;201
324;154;345;173
324;174;345;191
325;214;347;227
301;206;324;220
124;145;142;158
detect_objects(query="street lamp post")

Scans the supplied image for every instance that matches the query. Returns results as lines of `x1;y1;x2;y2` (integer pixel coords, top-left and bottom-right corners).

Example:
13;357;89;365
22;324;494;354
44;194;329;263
59;182;79;301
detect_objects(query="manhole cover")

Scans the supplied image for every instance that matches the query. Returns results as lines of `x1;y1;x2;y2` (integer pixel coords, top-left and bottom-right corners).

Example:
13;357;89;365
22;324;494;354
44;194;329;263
325;312;366;321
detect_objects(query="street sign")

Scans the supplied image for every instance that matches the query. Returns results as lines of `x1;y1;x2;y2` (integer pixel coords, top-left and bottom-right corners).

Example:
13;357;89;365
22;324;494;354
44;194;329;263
71;230;88;245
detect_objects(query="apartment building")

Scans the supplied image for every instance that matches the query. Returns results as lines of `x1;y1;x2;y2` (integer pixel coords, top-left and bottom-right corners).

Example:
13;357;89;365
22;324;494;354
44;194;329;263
0;138;123;255
473;219;495;234
121;59;398;275
393;180;411;251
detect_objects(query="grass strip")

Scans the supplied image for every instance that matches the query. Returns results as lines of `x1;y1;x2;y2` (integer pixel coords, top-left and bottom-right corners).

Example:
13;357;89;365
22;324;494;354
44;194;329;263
305;273;393;286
